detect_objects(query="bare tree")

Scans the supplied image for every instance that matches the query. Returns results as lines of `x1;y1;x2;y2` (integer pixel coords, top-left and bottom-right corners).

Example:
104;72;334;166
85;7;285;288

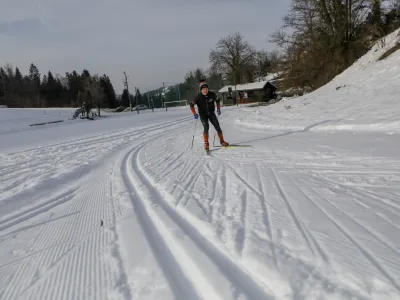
209;32;258;84
255;50;282;79
86;75;105;117
270;0;376;90
78;75;105;117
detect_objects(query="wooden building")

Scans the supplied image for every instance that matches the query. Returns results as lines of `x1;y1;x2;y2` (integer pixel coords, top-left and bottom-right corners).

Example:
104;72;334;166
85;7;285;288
217;80;277;106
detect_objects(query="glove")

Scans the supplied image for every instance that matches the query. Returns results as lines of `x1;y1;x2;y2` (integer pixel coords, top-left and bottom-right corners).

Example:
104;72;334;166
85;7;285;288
194;113;199;119
217;109;221;115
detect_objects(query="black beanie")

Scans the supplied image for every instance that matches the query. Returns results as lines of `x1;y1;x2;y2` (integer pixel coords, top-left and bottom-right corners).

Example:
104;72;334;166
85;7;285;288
199;81;208;89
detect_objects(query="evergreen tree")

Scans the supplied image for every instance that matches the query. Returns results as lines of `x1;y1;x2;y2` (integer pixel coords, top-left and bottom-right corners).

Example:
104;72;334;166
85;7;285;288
121;88;130;107
100;75;117;108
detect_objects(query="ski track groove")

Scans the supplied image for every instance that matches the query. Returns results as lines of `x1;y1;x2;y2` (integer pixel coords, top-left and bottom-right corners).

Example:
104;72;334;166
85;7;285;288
125;138;276;299
0;188;78;231
270;168;326;262
6;113;400;299
205;163;219;224
125;120;388;300
177;153;203;183
305;173;400;236
311;173;400;215
256;166;279;271
223;163;263;198
0;212;81;239
179;163;205;207
176;145;202;184
278;176;331;264
294;177;400;294
200;163;218;220
121;142;205;300
156;158;187;184
107;155;133;300
0;117;191;203
236;189;247;257
1;116;191;157
296;176;400;259
0;155;128;300
211;163;227;241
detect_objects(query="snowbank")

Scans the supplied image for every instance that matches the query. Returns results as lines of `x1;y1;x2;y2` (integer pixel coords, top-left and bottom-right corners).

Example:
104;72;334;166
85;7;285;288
235;28;400;134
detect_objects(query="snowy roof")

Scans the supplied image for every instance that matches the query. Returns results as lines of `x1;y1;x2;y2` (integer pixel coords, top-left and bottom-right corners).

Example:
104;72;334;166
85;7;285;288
218;80;276;93
254;73;280;82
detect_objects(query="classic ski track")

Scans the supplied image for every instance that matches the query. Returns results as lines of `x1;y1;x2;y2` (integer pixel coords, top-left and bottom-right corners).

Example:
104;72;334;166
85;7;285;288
121;142;215;300
123;139;276;299
0;118;192;300
295;178;400;259
298;174;400;254
255;165;279;271
0;118;192;208
210;155;263;198
209;150;400;175
142;133;365;298
212;164;227;238
0;116;191;156
0;116;189;173
305;173;400;227
0;187;79;232
176;161;206;207
170;160;203;207
0;211;81;239
308;172;400;212
135;120;393;299
0;117;191;187
0;160;133;300
269;168;329;263
293;177;400;294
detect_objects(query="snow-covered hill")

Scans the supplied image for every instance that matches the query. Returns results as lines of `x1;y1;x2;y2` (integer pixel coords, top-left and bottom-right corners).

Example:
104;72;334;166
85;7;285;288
235;28;400;133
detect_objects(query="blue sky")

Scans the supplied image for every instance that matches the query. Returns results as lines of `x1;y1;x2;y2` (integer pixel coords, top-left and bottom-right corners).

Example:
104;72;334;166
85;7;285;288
0;0;291;93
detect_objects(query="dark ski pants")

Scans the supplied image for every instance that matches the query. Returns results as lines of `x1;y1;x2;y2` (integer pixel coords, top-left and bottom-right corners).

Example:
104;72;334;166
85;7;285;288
200;113;222;134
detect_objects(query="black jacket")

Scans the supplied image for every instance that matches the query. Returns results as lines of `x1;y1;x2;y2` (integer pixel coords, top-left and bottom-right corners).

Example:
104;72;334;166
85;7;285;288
190;91;220;117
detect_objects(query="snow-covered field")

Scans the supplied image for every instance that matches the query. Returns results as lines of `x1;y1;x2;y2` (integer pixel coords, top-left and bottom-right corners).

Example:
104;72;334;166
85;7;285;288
1;30;400;300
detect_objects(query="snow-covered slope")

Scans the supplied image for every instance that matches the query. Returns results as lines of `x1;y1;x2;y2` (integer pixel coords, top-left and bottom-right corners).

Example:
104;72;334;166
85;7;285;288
235;28;400;133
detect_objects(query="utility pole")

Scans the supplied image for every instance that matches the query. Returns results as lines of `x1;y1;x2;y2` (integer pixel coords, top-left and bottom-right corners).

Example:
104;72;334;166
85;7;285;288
177;83;180;102
123;71;131;111
135;86;139;114
163;82;167;111
147;92;153;112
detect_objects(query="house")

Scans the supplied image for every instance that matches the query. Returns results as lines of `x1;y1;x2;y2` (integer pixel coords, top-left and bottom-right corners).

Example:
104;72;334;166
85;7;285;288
217;80;278;106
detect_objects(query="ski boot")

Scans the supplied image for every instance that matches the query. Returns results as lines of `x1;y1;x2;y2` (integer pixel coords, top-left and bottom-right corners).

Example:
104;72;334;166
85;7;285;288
218;131;229;147
204;132;210;151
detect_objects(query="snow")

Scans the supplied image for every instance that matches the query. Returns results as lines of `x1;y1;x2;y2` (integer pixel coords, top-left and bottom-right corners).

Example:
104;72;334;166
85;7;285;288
218;80;276;93
1;29;400;300
235;28;400;134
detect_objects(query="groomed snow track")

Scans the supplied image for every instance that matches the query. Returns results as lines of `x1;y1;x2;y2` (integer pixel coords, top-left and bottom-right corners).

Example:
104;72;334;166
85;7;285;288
120;136;276;300
1;109;400;299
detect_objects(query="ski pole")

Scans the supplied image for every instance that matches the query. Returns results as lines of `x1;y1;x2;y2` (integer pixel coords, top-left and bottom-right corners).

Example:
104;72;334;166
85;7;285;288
191;119;198;150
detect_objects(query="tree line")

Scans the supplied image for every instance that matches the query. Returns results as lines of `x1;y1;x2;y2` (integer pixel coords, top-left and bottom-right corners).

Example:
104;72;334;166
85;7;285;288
1;1;398;109
271;0;400;90
146;0;399;104
0;63;118;110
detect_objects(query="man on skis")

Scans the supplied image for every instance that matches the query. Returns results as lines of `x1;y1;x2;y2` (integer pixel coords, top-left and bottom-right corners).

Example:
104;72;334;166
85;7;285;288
190;80;229;151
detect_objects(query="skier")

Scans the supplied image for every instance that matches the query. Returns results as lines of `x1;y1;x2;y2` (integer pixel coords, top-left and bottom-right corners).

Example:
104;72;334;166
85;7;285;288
190;80;229;151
